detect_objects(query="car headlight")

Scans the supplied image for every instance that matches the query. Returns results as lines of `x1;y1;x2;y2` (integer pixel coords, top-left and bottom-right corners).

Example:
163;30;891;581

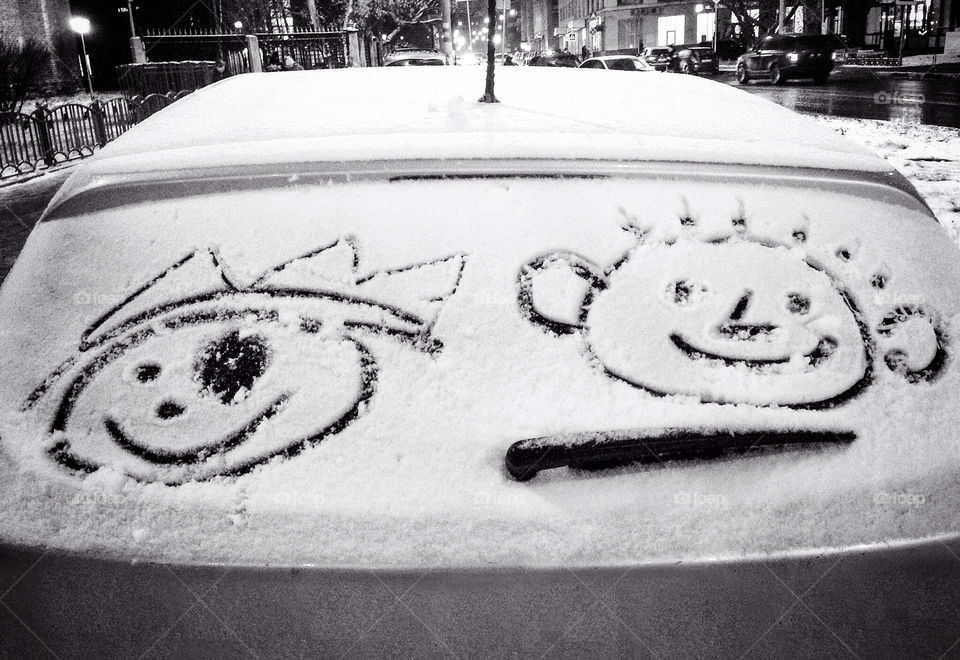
787;52;799;62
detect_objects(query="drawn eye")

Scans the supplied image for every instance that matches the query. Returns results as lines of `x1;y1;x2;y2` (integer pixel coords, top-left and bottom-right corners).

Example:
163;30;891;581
134;363;162;383
785;293;811;315
195;331;271;405
667;280;708;306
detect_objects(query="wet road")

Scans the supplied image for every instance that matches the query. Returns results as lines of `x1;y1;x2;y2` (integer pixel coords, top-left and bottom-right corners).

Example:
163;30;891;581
719;68;960;128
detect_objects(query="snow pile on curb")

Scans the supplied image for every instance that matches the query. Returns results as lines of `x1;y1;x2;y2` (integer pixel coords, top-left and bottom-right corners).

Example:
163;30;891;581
816;116;960;241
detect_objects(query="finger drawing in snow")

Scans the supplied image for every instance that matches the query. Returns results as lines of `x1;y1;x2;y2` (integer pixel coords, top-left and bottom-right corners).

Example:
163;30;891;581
518;226;948;409
24;238;465;484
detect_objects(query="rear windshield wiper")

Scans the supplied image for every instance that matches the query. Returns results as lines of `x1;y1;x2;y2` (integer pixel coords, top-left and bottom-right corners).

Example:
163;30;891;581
505;429;856;481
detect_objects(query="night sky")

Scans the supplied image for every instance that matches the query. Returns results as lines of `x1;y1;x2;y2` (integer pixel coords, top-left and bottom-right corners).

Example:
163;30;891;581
70;0;216;89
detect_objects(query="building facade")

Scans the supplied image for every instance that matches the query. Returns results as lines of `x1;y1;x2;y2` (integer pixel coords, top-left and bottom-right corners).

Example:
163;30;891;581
0;0;79;88
519;0;560;51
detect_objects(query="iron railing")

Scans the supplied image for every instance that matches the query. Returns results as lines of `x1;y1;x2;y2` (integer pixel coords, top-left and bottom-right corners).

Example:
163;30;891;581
0;92;189;179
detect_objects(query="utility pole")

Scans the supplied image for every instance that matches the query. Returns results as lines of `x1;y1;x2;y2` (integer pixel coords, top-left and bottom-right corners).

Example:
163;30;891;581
441;0;454;60
125;0;136;38
465;0;474;52
778;0;786;32
500;0;508;56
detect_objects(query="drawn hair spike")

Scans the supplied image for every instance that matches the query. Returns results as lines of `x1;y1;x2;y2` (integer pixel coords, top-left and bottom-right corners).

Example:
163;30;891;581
80;249;233;350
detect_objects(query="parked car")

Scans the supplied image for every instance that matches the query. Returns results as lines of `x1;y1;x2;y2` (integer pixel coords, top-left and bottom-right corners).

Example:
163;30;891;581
640;46;675;71
671;45;719;74
736;33;835;84
578;55;655;72
527;50;581;67
710;38;746;60
2;68;959;657
384;48;447;66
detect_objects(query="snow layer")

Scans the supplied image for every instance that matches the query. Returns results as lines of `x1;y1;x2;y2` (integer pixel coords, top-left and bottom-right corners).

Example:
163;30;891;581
2;174;960;567
46;68;889;214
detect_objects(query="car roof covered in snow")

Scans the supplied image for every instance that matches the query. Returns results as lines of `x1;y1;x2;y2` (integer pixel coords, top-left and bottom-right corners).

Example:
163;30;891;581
46;67;910;217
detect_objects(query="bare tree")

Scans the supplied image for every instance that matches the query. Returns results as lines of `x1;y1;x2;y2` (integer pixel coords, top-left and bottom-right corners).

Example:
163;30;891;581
478;0;497;103
0;38;51;113
353;0;441;44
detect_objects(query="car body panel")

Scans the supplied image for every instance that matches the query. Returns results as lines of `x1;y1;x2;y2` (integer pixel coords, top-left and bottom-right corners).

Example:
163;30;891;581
3;537;960;657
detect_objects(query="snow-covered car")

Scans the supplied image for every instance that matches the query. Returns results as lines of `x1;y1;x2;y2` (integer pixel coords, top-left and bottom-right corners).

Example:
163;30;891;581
383;48;447;66
578;55;655;72
2;68;960;657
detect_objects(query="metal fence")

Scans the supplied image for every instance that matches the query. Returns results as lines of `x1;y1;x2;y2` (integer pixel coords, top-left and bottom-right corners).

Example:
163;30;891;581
142;31;253;76
118;61;221;98
142;29;351;73
0;93;189;179
257;31;348;69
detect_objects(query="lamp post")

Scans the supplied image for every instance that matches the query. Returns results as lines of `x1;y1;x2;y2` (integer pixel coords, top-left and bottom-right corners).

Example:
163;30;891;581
69;16;94;97
125;0;136;38
460;0;474;54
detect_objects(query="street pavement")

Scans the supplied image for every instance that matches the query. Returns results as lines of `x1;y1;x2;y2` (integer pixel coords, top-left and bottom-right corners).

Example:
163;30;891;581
0;168;72;283
719;67;960;128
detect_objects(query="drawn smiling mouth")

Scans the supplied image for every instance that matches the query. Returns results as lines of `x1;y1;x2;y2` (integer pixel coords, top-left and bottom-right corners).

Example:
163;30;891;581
103;393;290;466
669;332;839;371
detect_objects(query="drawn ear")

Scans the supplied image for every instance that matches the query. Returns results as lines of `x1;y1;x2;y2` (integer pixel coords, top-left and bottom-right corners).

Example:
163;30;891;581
876;305;948;383
517;252;607;335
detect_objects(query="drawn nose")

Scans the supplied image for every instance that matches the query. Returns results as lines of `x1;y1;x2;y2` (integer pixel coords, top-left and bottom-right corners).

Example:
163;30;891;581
717;290;776;340
728;290;752;321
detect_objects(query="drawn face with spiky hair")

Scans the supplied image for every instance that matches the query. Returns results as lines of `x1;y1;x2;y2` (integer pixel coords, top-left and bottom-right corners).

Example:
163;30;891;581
519;227;946;408
25;238;465;484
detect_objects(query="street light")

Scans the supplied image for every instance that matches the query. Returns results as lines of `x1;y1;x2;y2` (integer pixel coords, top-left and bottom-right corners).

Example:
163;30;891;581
234;20;243;30
69;16;94;97
456;0;475;55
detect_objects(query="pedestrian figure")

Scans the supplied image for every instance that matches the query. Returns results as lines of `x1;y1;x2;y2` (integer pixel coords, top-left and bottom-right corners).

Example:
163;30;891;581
266;52;282;72
581;44;590;60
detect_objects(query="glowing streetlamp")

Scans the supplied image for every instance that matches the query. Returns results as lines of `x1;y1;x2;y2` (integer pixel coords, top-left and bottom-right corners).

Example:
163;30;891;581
69;16;94;96
234;20;243;30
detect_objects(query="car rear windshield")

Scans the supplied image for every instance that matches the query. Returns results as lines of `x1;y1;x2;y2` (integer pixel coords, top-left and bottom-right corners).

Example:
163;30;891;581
0;174;956;567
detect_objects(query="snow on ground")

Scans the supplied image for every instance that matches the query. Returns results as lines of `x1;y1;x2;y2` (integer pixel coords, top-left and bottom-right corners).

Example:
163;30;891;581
815;116;960;243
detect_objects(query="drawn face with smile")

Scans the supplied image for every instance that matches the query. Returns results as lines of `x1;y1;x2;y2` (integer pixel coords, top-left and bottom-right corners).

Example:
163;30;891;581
53;310;372;482
28;240;465;483
519;237;873;408
587;240;870;407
